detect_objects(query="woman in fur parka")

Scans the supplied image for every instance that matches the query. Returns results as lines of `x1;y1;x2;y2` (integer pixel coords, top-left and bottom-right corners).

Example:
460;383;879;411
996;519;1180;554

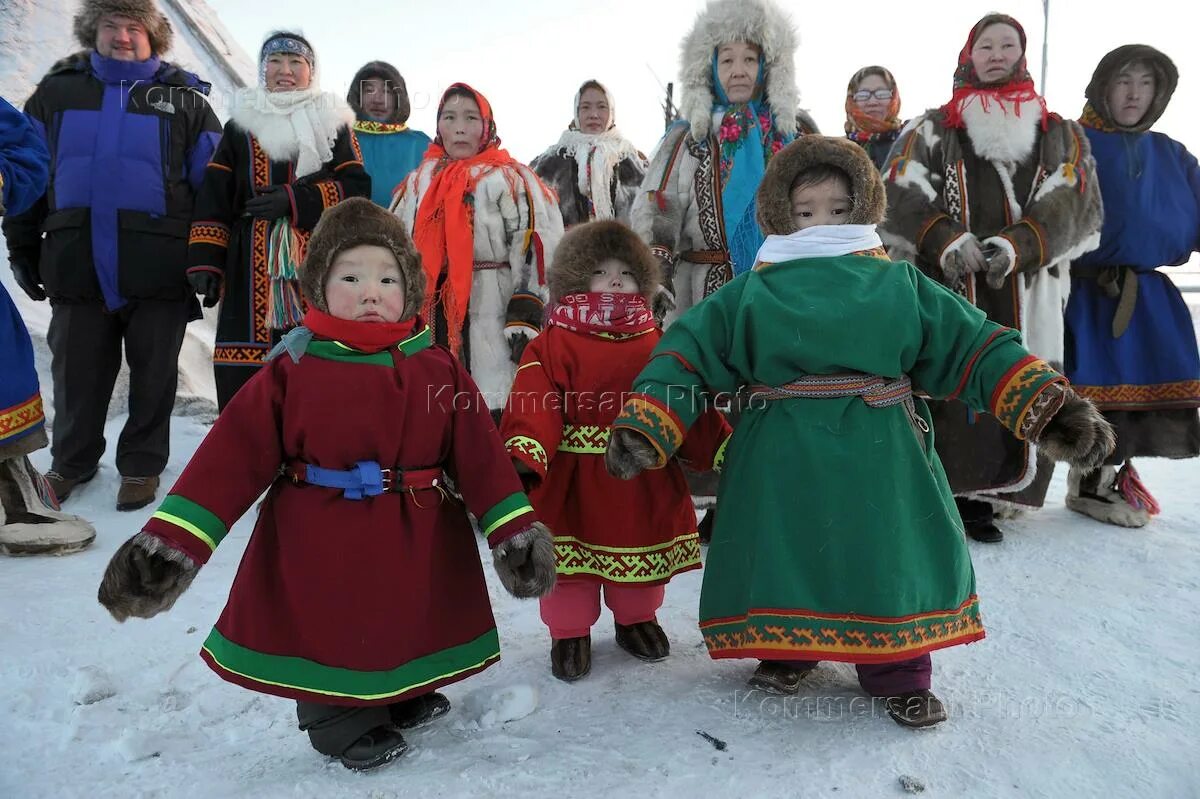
500;221;729;682
391;83;564;420
632;0;818;321
531;80;647;228
879;14;1103;542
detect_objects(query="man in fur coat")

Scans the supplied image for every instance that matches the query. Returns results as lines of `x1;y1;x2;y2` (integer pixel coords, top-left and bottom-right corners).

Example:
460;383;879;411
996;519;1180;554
1;94;96;555
879;14;1103;542
2;0;222;512
347;61;431;208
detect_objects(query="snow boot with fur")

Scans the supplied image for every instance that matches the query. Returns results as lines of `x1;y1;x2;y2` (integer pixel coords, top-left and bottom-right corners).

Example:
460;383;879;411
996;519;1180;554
1066;464;1154;528
551;635;591;681
615;620;670;661
0;457;95;555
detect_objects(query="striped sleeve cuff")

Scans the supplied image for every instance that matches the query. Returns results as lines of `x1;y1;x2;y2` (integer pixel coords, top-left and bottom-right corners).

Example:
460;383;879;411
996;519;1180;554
142;494;229;565
479;491;536;548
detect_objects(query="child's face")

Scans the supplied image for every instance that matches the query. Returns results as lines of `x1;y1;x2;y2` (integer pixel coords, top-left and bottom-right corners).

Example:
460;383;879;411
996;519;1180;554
324;245;406;323
438;94;485;159
588;258;639;294
790;177;853;230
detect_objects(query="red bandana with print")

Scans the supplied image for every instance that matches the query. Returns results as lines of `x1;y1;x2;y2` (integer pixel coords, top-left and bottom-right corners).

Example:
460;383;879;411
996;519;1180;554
548;292;656;336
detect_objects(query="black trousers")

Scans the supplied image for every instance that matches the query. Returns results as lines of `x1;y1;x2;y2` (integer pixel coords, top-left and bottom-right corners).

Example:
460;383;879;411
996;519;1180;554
46;299;189;478
296;701;395;756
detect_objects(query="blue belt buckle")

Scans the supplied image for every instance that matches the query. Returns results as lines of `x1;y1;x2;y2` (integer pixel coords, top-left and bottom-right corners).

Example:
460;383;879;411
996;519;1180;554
348;461;385;500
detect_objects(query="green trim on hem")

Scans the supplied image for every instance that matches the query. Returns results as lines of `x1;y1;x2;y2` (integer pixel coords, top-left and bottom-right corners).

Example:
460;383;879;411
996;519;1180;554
201;627;500;701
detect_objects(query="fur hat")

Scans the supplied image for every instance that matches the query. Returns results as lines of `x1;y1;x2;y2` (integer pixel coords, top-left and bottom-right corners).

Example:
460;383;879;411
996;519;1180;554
678;0;799;139
756;136;886;235
548;221;661;302
347;61;411;125
74;0;173;55
301;197;425;318
1085;44;1178;133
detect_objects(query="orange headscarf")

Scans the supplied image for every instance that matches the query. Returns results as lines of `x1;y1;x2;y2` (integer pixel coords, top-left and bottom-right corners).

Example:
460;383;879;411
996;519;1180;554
412;83;516;355
844;66;902;140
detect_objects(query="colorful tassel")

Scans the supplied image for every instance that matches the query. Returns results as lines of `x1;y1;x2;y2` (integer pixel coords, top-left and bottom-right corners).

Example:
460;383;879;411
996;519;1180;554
1116;461;1161;516
266;218;307;330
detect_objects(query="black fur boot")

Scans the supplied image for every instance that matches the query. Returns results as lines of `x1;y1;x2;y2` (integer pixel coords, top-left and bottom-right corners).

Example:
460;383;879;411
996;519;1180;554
748;660;813;695
615;620;670;661
389;692;451;729
885;689;948;728
551;635;591;681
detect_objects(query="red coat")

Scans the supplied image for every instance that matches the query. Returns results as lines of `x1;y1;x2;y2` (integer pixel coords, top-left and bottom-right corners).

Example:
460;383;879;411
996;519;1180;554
142;327;536;706
501;324;729;586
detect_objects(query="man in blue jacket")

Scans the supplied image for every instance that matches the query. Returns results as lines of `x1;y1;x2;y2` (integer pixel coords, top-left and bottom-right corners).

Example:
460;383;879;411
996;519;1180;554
2;0;222;511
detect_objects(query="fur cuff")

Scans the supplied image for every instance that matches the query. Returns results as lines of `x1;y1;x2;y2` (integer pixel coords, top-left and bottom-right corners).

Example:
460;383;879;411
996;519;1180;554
132;531;199;569
939;232;976;271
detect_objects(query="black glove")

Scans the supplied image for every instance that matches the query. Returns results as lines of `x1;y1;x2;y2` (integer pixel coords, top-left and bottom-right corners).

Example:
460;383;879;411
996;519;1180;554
188;270;222;307
11;255;46;301
244;186;292;220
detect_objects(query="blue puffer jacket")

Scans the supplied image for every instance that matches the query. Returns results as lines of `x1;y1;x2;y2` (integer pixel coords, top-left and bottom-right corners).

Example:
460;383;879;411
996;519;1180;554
2;51;222;308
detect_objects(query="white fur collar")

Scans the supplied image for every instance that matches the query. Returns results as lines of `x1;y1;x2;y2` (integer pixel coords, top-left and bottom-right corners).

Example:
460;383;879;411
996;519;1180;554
539;129;642;219
962;98;1043;164
231;87;355;177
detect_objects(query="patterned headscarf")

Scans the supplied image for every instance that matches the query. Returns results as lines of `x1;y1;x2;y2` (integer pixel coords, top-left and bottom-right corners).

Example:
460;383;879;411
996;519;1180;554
940;14;1048;131
844;66;902;141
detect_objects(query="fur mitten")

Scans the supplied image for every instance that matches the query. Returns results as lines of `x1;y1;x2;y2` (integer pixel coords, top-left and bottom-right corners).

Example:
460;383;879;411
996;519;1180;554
506;327;533;363
1036;390;1116;469
651;284;675;324
605;428;660;480
981;237;1016;290
98;533;198;622
492;522;556;598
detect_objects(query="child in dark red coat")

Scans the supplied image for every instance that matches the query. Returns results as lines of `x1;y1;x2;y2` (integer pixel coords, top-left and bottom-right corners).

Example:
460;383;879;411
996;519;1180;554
501;221;729;681
97;197;555;771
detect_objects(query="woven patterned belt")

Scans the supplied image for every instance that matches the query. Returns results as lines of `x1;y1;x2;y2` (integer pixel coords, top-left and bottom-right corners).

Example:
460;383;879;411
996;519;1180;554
746;373;914;408
558;424;610;454
474;261;508;271
681;248;731;265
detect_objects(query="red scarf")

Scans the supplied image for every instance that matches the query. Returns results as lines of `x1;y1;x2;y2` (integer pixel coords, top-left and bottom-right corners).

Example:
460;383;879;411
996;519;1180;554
548;292;656;336
844;66;903;140
412;83;517;356
303;307;418;353
939;14;1048;131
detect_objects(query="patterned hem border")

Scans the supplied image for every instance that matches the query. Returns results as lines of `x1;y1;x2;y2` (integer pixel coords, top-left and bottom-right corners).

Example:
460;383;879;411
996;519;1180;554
554;533;701;583
703;631;986;664
1074;380;1200;411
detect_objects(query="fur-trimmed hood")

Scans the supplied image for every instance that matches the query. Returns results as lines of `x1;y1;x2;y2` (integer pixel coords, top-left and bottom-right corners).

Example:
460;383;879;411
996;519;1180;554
347;60;411;125
678;0;799;140
549;220;661;302
1085;44;1178;133
301;197;425;318
73;0;173;55
756;136;886;234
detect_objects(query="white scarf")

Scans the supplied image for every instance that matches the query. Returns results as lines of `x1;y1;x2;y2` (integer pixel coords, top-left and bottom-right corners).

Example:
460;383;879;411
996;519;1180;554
538;129;642;220
755;224;883;264
231;86;355;178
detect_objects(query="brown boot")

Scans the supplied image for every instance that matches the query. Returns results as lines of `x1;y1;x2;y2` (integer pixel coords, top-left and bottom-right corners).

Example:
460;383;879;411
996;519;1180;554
117;476;160;511
614;620;670;661
551;635;591;682
885;689;948;728
43;467;98;504
748;661;813;695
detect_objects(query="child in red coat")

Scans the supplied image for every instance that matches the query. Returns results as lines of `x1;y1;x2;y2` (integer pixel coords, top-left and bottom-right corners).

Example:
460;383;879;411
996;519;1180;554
97;198;555;771
501;221;729;681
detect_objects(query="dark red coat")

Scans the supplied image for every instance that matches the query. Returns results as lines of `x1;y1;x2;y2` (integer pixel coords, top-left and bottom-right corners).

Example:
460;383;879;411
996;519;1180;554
143;327;536;706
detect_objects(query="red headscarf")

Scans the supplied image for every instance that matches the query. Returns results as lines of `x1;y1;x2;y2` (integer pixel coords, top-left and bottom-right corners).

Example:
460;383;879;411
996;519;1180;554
940;14;1048;131
412;83;515;355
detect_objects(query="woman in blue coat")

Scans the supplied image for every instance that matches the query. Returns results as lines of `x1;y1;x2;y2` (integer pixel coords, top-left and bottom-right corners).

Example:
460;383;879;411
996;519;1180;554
1065;45;1200;527
0;94;96;554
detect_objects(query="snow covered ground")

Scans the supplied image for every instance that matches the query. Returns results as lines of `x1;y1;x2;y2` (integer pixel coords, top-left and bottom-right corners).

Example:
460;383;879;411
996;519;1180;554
1;411;1198;798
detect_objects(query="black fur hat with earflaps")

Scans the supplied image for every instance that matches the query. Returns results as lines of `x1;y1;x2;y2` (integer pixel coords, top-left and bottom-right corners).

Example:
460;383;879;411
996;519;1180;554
301;197;425;319
74;0;174;55
756;136;887;235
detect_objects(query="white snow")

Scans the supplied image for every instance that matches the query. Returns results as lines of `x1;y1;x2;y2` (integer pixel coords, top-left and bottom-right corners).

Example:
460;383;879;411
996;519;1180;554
0;408;1197;797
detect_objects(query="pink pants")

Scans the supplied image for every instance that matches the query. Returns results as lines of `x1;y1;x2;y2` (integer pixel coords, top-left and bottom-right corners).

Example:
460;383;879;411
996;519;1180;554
539;577;665;639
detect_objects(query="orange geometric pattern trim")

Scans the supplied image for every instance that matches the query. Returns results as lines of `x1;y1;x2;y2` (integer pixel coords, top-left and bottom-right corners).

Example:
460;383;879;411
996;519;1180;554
317;181;342;209
0;395;44;440
188;222;230;248
989;356;1063;434
250;137;272;346
1075;380;1200;411
213;345;269;366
